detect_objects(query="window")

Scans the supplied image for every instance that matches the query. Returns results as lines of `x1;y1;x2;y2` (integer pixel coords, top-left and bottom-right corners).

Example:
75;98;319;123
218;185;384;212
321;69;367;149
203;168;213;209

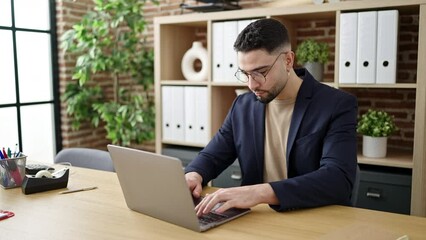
0;0;60;163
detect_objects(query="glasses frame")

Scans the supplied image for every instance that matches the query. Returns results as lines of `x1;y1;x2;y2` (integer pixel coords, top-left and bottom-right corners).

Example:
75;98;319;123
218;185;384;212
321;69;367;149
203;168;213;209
234;51;287;84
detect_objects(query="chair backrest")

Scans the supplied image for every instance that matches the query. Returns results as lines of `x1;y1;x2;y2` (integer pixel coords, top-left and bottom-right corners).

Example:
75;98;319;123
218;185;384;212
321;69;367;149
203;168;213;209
54;148;115;172
350;165;361;206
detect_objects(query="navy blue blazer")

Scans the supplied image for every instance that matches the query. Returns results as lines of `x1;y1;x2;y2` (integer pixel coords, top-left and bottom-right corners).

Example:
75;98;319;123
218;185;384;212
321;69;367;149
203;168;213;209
185;69;358;211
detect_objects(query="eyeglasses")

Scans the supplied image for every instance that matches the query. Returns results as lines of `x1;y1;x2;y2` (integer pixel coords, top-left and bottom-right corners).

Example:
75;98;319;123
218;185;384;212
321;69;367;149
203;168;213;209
234;52;286;84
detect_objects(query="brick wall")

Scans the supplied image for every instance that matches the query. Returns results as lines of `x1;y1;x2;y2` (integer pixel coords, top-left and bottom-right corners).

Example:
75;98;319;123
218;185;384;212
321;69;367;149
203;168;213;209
55;0;271;151
56;1;418;152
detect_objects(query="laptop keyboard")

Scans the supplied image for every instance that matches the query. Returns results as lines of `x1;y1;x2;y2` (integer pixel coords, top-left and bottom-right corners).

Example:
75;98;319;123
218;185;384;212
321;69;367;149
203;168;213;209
198;212;228;225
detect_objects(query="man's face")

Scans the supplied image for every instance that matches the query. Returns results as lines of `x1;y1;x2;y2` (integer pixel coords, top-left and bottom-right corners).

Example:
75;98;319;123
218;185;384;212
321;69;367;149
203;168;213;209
237;49;289;103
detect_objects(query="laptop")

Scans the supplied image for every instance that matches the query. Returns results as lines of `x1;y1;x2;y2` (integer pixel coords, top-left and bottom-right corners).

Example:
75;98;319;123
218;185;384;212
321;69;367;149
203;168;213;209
107;144;250;232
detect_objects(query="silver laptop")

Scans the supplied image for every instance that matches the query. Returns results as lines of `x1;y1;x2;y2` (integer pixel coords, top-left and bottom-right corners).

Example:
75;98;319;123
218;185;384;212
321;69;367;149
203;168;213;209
107;144;250;232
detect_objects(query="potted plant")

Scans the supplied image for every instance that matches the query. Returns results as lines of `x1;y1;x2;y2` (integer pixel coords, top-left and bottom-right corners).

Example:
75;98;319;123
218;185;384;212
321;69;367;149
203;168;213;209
60;0;158;146
357;109;398;158
295;38;329;81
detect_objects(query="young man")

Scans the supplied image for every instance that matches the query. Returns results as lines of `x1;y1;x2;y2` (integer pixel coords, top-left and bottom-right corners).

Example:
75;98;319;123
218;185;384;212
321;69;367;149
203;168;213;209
185;18;358;216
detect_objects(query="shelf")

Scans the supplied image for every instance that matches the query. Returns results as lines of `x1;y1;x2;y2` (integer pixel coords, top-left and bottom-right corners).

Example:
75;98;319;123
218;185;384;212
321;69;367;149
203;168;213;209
180;2;241;13
160;80;208;86
161;140;206;148
338;83;417;89
155;0;423;25
357;149;413;169
322;82;336;88
211;81;246;87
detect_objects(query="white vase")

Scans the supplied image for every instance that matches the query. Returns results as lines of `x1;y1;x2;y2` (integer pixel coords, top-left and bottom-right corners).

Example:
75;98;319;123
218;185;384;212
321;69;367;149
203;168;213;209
181;41;208;82
362;135;388;158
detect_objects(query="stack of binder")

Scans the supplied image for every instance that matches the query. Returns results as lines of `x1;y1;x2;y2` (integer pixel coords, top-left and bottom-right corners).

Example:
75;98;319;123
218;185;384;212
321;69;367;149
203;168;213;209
212;19;257;83
339;10;399;84
161;86;209;145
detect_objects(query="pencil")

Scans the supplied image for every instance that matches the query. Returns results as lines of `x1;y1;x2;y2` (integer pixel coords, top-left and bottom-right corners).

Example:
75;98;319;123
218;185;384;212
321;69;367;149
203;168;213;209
59;186;97;194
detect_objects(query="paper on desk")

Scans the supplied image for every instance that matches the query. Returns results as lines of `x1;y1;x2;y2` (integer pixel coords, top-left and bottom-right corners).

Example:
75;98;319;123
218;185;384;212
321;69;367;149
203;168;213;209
319;223;408;240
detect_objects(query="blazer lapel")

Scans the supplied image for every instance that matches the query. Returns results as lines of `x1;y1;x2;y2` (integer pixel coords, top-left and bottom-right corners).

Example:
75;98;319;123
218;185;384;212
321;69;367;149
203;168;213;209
253;99;266;182
286;69;316;161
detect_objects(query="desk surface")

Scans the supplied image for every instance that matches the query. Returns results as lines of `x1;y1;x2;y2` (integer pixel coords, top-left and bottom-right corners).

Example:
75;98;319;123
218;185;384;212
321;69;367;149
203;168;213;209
1;166;426;239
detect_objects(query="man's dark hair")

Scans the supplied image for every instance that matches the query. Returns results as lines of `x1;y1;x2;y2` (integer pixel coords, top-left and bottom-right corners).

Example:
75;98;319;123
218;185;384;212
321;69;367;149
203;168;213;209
234;18;290;54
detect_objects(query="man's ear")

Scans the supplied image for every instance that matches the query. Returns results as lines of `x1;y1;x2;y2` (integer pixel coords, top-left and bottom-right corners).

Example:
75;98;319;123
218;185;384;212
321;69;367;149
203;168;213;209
285;51;295;68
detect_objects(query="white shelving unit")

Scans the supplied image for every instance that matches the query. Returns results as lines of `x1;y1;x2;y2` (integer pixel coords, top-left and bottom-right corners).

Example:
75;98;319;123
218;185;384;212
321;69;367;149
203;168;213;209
154;0;426;216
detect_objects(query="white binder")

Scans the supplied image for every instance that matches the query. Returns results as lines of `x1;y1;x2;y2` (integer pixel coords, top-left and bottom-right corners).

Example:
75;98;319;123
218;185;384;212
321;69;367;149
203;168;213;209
212;22;225;82
339;12;358;84
376;10;399;84
161;86;173;141
223;21;238;83
172;86;185;141
195;87;209;145
356;11;378;84
184;87;197;143
162;86;185;142
238;19;252;33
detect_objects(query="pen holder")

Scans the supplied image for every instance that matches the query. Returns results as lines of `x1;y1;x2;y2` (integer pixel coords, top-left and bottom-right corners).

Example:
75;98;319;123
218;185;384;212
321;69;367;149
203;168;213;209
21;168;69;194
0;155;27;189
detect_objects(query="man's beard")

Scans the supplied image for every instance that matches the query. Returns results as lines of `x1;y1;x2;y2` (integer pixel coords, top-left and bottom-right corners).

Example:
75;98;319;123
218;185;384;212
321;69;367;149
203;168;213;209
256;92;276;104
256;78;288;104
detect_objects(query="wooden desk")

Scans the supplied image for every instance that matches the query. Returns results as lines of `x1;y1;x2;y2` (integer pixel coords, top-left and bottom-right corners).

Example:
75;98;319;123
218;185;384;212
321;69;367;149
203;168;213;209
1;167;425;239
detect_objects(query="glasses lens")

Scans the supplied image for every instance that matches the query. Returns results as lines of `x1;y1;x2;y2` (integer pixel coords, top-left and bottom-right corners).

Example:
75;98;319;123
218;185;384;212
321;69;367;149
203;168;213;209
251;72;265;83
235;71;249;82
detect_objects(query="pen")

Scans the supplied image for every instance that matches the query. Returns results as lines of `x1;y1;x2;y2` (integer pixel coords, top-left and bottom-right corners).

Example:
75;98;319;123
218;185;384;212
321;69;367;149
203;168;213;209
2;148;8;159
59;186;98;194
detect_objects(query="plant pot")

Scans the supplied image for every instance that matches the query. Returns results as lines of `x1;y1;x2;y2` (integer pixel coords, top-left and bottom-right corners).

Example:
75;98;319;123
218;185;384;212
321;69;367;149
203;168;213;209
362;135;388;158
303;62;324;82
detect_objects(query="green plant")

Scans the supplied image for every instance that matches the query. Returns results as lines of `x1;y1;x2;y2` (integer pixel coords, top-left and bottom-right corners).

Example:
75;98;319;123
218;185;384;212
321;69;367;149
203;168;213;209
60;0;158;146
357;109;398;137
295;39;329;65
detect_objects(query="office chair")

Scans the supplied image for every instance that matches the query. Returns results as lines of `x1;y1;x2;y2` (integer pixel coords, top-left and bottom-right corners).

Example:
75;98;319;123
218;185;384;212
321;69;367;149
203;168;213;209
54;148;115;172
350;165;361;206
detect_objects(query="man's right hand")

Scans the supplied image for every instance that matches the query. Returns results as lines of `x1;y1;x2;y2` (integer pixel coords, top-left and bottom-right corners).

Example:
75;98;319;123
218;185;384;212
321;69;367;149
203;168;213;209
185;172;203;198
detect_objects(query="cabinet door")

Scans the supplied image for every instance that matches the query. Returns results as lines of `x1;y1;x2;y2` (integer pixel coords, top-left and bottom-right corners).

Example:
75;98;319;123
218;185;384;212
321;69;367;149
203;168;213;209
356;169;411;214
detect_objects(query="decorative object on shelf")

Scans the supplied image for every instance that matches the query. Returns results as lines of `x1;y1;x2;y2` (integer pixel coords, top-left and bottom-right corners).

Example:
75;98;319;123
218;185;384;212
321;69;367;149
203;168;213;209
180;0;241;13
181;41;208;82
60;0;157;146
357;109;398;158
295;38;329;82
